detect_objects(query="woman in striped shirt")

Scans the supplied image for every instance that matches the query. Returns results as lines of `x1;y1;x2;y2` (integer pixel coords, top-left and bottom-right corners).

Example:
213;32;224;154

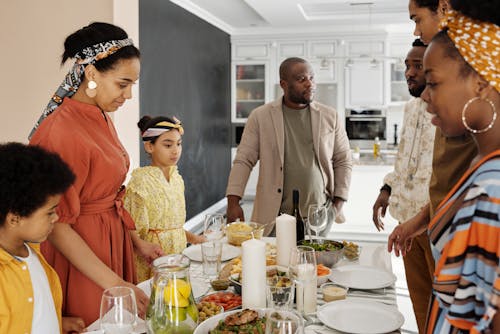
389;1;500;332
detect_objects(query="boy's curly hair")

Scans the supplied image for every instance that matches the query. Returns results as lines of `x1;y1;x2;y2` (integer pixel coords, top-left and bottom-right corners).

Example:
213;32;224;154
0;143;75;224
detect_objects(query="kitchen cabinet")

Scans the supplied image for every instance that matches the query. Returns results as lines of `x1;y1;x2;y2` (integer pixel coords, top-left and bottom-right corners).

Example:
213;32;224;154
278;41;307;59
345;61;385;108
276;40;337;83
390;60;411;104
232;61;269;122
232;43;270;60
348;40;385;57
309;40;336;58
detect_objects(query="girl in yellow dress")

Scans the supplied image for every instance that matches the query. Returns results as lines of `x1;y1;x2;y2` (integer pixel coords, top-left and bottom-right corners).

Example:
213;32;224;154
124;116;205;282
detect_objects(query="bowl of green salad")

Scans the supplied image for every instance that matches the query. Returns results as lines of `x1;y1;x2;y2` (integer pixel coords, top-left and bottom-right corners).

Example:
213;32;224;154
298;238;344;268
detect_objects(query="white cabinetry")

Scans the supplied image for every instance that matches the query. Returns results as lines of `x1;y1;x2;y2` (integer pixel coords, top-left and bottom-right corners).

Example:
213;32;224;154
276;40;337;84
345;62;385;108
233;43;270;60
232;61;269;122
348;40;385;57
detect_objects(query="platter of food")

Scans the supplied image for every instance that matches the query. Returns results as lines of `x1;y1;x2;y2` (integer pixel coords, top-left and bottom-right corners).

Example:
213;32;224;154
317;299;404;334
194;309;267;334
182;243;241;262
329;265;397;290
198;291;242;311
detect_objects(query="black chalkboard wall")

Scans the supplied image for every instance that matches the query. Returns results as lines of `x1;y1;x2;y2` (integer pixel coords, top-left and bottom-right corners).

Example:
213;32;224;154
139;0;231;219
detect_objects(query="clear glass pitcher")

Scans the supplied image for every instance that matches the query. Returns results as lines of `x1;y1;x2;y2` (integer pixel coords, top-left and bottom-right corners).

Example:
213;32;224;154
146;254;199;334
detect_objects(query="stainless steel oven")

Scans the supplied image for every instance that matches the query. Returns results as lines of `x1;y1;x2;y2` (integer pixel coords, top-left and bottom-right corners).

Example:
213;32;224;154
345;109;386;149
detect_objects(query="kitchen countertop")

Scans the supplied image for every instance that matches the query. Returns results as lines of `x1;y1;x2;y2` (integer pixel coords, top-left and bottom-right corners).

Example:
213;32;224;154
353;149;397;166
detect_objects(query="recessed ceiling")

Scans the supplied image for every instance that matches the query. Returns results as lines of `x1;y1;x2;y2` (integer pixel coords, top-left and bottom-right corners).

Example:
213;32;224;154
179;0;412;34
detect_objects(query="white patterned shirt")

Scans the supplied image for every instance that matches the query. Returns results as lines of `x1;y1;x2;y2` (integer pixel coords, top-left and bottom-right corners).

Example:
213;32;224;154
384;98;435;222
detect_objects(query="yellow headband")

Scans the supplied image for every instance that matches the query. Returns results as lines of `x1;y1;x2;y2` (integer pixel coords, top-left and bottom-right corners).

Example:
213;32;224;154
141;118;184;141
440;10;500;93
155;121;184;135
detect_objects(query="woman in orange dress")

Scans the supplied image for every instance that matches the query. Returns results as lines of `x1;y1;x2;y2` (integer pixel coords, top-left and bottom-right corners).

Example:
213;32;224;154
29;22;162;326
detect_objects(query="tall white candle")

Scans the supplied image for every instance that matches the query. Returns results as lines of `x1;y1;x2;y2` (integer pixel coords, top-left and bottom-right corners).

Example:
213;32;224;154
241;238;266;308
276;214;296;268
296;263;317;314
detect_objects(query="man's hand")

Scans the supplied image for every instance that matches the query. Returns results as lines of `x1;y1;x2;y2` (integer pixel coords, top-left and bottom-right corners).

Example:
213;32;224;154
226;195;244;223
372;190;390;231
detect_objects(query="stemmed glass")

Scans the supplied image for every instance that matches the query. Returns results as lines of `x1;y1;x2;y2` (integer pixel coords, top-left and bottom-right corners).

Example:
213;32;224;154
100;286;137;334
288;246;317;316
307;204;328;238
265;310;304;334
203;214;226;240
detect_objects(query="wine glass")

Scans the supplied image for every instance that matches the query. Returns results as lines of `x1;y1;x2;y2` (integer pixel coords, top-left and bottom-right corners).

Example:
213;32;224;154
307;204;328;238
288;246;317;316
265;310;304;334
203;214;226;240
100;286;137;334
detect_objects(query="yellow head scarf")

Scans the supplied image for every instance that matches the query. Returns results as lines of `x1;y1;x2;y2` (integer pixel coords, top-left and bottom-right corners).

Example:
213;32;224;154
141;117;184;141
440;10;500;93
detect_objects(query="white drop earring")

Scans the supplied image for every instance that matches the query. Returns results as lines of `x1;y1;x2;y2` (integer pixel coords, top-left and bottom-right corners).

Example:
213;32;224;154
85;80;97;98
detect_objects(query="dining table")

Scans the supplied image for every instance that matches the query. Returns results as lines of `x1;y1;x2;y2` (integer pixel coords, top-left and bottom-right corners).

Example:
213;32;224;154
85;239;403;334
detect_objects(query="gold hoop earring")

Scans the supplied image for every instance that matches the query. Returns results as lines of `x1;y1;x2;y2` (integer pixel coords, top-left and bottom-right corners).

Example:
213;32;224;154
85;80;97;98
461;97;497;134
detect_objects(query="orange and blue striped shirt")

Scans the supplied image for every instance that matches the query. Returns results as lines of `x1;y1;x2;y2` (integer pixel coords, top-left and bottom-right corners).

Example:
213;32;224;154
427;151;500;333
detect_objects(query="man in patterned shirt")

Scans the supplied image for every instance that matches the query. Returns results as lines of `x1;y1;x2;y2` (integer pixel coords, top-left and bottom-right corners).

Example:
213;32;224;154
372;39;435;333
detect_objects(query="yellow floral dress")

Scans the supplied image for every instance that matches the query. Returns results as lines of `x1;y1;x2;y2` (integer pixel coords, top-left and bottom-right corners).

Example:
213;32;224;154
124;166;187;282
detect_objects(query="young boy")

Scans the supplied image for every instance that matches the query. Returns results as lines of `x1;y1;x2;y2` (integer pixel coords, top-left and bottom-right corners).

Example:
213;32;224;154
0;143;84;333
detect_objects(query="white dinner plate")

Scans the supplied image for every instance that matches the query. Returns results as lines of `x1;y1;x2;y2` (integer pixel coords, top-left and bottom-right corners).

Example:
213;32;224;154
329;265;396;289
194;308;278;334
317;299;404;334
182;243;241;262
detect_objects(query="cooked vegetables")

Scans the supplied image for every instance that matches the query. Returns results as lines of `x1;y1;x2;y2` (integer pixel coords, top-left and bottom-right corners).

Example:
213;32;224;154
300;240;342;251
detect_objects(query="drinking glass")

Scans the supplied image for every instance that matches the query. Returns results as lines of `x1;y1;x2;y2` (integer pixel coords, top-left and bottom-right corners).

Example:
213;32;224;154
266;269;295;310
203;214;226;240
100;286;137;334
201;241;222;277
288;246;317;315
265;310;303;334
307;204;328;238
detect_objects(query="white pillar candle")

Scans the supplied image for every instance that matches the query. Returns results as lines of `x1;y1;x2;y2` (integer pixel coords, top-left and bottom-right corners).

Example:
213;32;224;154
276;214;297;268
241;238;266;309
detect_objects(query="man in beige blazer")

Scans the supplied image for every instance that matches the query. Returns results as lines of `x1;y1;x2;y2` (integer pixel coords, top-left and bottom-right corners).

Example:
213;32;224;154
226;57;352;236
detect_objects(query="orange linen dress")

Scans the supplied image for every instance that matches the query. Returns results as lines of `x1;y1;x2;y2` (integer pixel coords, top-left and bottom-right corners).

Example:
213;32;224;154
30;97;137;325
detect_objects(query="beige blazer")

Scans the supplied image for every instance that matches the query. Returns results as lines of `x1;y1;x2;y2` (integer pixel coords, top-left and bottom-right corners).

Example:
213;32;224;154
226;97;352;234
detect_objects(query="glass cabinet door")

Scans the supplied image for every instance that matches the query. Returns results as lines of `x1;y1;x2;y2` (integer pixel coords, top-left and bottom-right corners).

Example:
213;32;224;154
390;62;411;103
233;63;267;122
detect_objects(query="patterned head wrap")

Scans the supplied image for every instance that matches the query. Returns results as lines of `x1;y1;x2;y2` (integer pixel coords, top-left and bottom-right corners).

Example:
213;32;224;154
440;10;500;93
141;117;184;142
28;38;134;139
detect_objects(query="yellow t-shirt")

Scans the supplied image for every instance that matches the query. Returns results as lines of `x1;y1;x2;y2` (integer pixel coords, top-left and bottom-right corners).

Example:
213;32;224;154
124;166;188;282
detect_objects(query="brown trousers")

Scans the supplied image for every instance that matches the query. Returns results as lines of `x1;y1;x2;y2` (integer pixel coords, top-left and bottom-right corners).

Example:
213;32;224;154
402;232;435;334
